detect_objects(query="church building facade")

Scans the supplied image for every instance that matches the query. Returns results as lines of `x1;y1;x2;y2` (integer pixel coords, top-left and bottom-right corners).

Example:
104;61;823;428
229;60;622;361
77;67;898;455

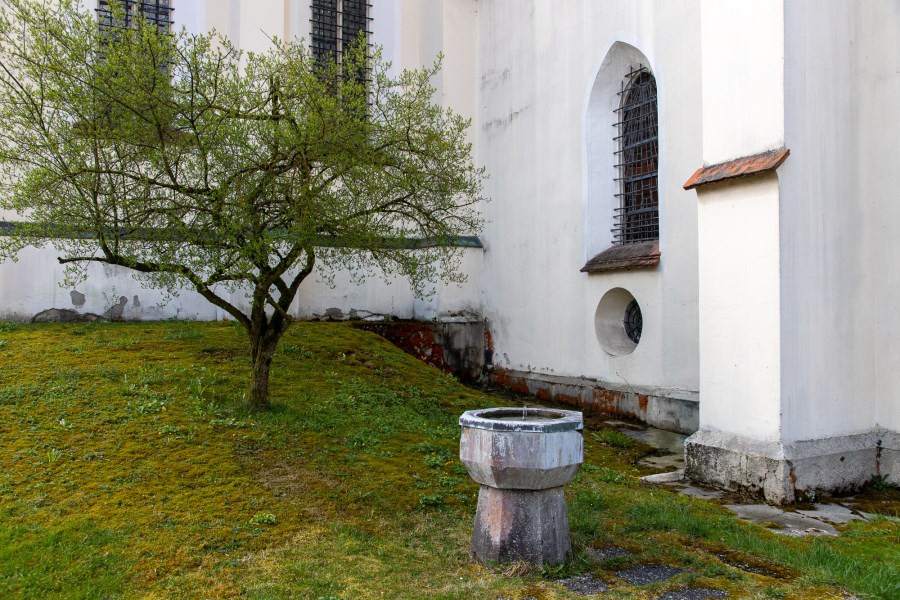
1;0;898;503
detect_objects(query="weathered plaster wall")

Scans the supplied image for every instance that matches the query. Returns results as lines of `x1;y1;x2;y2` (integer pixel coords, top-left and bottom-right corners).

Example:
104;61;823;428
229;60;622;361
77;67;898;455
780;0;876;443
692;0;784;440
688;0;900;500
477;0;702;402
860;2;900;435
699;0;785;163
0;0;484;325
0;244;482;323
697;177;782;441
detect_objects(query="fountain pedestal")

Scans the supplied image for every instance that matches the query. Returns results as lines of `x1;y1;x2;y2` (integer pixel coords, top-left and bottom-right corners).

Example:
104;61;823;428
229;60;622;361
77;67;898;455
459;407;584;565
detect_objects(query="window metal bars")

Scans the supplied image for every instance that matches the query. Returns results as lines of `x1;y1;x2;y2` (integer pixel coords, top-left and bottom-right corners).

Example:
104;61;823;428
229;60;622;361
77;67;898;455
624;299;643;344
311;0;372;63
612;66;659;244
97;1;173;35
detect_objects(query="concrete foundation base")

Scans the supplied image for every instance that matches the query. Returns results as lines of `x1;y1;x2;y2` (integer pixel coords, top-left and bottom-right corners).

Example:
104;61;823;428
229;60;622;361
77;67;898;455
471;485;572;565
685;428;898;504
490;369;699;435
879;429;900;485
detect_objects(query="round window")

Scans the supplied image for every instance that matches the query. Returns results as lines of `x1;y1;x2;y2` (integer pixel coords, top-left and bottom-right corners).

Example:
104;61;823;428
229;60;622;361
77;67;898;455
624;299;643;344
595;288;643;356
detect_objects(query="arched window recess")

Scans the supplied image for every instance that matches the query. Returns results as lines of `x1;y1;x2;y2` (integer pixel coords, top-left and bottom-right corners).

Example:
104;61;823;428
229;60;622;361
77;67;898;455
581;62;660;274
613;65;658;245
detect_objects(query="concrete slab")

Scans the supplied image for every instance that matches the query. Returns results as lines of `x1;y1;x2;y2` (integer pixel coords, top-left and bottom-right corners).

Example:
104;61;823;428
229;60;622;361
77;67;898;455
603;420;644;429
621;427;687;455
674;484;725;500
558;575;609;595
619;425;687;471
617;565;685;585
795;503;867;524
640;453;685;471
642;470;685;483
656;589;728;600
641;470;725;499
588;546;633;562
724;504;839;536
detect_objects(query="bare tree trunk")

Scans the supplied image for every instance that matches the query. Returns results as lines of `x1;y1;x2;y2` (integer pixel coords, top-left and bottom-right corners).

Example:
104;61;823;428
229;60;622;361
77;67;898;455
245;268;307;410
248;327;280;410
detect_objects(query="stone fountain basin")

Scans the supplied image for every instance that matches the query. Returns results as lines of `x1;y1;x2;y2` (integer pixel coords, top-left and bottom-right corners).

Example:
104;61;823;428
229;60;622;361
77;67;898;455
459;407;584;490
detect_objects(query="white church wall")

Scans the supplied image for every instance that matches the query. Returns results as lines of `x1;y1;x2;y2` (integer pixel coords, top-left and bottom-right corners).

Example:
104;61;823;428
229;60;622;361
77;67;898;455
0;0;484;324
477;0;702;402
699;0;785;163
687;0;899;501
175;0;204;36
0;245;220;321
693;0;785;439
780;0;877;443
0;243;482;323
860;2;900;436
697;177;782;441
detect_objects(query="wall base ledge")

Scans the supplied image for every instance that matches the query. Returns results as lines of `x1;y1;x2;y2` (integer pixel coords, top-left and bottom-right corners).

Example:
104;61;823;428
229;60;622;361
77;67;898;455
489;368;698;434
684;428;897;504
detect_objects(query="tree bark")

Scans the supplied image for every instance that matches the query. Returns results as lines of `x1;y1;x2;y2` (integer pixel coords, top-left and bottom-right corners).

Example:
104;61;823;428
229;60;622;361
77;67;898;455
248;327;280;410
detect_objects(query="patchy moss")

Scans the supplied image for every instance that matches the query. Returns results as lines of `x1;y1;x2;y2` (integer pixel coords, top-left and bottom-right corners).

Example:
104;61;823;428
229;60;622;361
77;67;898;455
0;321;896;598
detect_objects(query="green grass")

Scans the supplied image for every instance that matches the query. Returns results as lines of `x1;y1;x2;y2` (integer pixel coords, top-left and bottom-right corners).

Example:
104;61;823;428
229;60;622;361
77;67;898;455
0;321;896;599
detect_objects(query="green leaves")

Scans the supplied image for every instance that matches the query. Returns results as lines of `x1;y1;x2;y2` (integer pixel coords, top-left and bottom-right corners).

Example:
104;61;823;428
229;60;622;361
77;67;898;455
0;0;484;302
0;0;485;406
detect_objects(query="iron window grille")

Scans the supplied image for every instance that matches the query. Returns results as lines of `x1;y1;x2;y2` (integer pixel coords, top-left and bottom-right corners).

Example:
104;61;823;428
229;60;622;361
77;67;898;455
624;299;643;345
97;1;173;36
612;66;659;244
311;0;372;63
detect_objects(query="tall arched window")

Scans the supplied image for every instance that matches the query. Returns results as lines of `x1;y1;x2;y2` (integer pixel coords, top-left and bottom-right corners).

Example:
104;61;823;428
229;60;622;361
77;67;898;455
97;1;173;35
613;67;658;244
311;0;372;63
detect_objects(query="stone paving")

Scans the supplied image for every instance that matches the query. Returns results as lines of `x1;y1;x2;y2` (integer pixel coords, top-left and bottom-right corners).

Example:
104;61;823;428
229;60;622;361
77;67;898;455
586;545;632;561
657;589;728;599
552;544;730;597
554;563;732;597
723;503;840;536
616;565;685;585
558;575;610;594
615;422;687;472
640;469;872;536
626;421;874;536
538;421;875;597
495;419;881;598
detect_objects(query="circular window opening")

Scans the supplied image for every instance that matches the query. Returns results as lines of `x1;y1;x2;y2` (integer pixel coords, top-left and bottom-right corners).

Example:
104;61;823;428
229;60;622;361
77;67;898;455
624;299;643;344
595;288;643;356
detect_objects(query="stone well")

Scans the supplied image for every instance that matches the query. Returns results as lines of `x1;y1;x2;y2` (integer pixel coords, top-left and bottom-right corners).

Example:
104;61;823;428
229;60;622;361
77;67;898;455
459;407;584;565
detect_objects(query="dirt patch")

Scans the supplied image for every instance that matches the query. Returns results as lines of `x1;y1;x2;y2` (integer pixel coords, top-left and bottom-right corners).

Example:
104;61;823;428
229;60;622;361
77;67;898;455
841;486;900;518
710;548;796;580
198;347;242;361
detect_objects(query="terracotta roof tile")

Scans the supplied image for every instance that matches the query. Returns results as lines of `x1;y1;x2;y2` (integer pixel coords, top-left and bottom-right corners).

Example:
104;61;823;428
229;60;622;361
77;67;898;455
581;240;660;273
683;148;790;190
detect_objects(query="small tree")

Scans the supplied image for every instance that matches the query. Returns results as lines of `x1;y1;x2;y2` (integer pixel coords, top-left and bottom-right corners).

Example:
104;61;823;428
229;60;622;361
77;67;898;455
0;0;484;409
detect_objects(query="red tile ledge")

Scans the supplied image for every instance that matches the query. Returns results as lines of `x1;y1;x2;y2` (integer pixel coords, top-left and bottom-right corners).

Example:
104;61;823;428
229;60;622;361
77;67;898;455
581;240;660;273
683;148;790;191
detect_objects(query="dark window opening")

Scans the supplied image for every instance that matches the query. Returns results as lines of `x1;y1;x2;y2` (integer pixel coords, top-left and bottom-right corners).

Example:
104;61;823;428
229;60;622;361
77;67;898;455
613;66;658;244
311;0;372;63
624;299;643;345
97;1;173;36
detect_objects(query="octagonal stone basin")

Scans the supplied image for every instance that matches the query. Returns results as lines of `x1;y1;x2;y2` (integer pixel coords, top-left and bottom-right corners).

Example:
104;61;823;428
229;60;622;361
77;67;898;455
459;407;584;565
460;407;584;490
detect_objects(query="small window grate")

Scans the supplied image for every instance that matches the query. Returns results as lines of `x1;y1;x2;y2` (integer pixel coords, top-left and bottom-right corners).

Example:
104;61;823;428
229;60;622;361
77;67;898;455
311;0;372;63
612;66;658;244
97;1;173;35
624;299;643;345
